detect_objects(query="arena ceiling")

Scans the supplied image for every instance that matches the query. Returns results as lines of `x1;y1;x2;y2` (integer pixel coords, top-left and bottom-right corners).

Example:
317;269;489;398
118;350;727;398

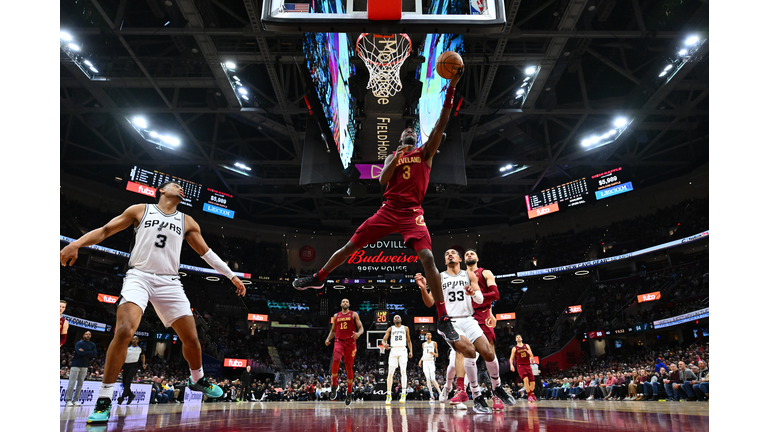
60;0;709;232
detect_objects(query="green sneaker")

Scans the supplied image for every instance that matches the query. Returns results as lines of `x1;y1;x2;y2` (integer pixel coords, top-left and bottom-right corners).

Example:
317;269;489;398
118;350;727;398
86;397;112;423
187;376;223;399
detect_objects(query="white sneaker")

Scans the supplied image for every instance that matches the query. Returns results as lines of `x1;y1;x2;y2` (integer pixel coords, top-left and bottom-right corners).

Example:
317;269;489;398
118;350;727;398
586;396;594;401
73;401;81;407
439;386;450;404
429;397;435;404
65;401;74;407
455;402;467;410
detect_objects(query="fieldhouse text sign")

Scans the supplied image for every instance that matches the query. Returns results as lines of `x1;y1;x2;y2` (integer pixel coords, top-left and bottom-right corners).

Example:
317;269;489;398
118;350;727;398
247;314;269;322
567;305;582;313
495;312;516;321
414;316;434;324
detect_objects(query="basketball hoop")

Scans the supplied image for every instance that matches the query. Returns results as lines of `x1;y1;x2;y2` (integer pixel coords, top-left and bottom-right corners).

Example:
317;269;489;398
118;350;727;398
356;33;412;98
378;344;386;355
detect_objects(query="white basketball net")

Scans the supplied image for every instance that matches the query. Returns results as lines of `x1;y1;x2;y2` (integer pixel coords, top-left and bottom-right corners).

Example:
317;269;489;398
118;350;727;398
356;33;412;98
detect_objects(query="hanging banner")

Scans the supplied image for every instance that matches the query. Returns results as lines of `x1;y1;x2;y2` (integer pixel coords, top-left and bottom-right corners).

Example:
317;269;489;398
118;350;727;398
62;314;109;332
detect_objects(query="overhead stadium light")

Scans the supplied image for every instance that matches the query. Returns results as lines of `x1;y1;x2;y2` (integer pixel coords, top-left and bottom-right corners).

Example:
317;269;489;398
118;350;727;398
225;61;236;69
60;31;73;41
525;66;537;75
678;49;688;56
516;89;525;95
132;117;148;129
68;43;80;51
685;35;699;46
613;117;628;128
237;87;248;95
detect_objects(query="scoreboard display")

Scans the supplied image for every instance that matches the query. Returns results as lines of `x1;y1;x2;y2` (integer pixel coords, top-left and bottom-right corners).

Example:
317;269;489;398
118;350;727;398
525;167;633;219
126;166;236;219
127;166;202;208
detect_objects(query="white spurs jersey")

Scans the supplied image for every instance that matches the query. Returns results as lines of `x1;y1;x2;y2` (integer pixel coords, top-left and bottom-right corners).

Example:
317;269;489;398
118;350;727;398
440;270;474;317
389;325;407;348
128;204;185;275
422;341;436;362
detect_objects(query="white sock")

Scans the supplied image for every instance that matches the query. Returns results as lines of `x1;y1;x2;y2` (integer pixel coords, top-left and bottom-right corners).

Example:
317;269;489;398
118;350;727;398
464;357;481;397
486;357;501;390
98;383;115;399
190;367;204;382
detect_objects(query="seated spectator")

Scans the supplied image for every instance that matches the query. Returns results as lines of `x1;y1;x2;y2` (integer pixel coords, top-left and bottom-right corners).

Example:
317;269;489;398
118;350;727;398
663;364;681;401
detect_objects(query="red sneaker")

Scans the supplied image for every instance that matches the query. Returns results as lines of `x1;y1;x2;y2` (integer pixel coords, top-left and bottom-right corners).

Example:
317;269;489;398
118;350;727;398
532;395;538;402
527;396;533;403
450;390;469;405
492;395;504;411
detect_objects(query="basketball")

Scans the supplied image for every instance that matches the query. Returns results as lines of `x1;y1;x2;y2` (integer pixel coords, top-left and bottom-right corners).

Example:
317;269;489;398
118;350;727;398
436;51;463;79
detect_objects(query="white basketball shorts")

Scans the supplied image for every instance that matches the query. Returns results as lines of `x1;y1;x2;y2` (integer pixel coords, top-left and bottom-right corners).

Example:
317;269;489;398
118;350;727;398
422;361;436;382
437;316;485;348
119;268;192;327
388;347;408;374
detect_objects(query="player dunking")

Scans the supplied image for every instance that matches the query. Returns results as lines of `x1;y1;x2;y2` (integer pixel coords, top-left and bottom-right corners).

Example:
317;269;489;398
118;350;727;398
325;298;363;406
510;334;537;402
60;181;245;423
382;315;412;405
418;332;442;404
60;300;69;347
416;249;515;413
293;70;464;344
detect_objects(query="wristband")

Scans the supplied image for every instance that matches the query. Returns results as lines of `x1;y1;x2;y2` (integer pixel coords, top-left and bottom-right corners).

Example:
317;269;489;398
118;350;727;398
201;249;236;280
444;86;456;108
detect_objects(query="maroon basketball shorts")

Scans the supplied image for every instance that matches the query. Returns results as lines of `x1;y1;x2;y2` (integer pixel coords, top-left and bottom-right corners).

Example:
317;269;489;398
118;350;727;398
333;338;357;362
350;203;431;251
517;364;534;382
478;322;496;345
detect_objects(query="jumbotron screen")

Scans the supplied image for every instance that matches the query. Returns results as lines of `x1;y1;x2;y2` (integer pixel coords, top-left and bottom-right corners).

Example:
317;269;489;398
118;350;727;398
525;167;633;219
126;166;202;208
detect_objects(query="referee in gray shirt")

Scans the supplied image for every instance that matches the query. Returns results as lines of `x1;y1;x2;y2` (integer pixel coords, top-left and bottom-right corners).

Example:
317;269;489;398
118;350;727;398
118;336;146;405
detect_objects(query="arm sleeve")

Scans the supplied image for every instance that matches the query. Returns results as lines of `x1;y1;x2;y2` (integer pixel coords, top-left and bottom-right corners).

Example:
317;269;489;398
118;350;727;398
475;284;499;309
60;333;67;345
200;249;236;280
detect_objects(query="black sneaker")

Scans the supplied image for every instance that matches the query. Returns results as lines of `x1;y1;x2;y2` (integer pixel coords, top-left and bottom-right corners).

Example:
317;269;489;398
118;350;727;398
117;395;125;405
330;387;341;401
473;396;492;413
345;392;352;406
126;393;135;405
293;274;325;290
437;316;460;342
493;386;516;406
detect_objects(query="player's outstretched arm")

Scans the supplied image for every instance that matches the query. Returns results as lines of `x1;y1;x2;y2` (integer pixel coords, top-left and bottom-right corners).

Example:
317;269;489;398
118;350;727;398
423;69;463;162
353;312;364;340
433;341;438;358
415;273;434;307
184;215;245;297
60;204;145;266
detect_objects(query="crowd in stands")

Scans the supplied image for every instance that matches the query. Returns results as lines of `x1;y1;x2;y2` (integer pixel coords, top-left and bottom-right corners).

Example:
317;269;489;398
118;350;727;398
535;341;709;402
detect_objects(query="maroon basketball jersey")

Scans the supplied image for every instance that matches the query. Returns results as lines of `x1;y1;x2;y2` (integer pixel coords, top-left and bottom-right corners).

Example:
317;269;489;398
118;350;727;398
333;310;356;340
514;343;531;365
383;147;431;206
472;267;500;324
60;316;66;333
